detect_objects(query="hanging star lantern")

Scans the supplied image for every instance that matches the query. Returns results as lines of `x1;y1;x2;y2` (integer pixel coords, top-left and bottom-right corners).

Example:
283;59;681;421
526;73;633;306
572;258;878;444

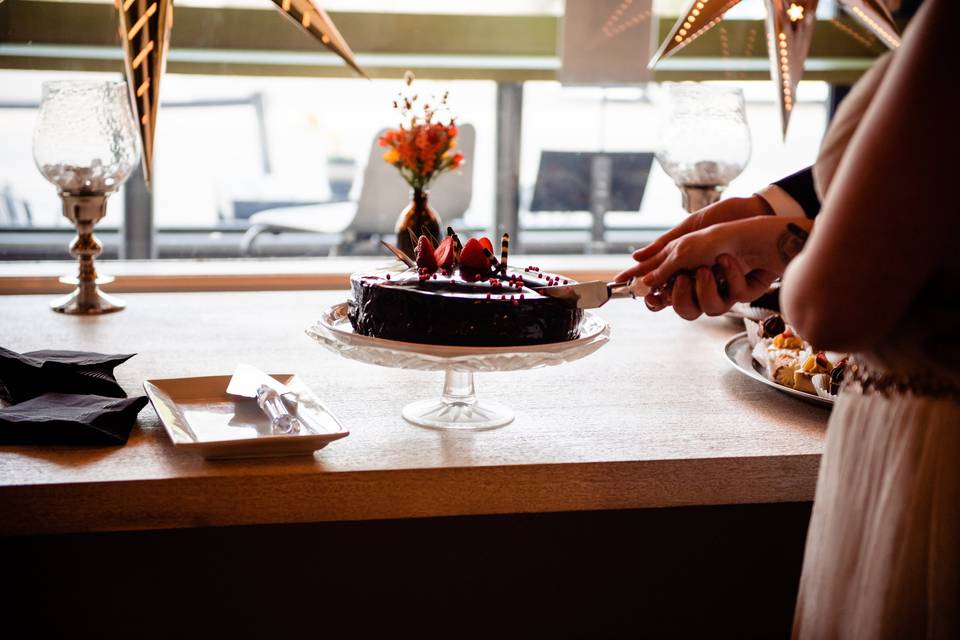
115;0;173;186
765;0;819;134
115;0;366;186
839;0;901;49
649;0;900;135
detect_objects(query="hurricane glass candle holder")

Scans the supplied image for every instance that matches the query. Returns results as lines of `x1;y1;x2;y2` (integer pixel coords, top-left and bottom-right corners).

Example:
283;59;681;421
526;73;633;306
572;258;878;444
656;84;752;213
33;80;140;314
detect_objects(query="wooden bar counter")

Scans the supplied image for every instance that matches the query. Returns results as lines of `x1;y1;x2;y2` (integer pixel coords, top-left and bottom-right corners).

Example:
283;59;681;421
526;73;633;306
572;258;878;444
0;289;828;536
0;288;829;636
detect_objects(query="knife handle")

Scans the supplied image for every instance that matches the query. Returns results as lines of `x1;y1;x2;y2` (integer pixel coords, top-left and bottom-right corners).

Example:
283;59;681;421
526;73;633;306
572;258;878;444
608;278;651;300
256;384;302;434
608;272;727;302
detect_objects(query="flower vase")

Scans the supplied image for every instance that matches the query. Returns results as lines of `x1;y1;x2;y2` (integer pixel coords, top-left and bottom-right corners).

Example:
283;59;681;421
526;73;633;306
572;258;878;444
396;188;441;259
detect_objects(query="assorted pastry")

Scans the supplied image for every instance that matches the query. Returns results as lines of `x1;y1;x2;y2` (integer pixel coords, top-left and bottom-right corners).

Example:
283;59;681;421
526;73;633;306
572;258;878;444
748;314;848;400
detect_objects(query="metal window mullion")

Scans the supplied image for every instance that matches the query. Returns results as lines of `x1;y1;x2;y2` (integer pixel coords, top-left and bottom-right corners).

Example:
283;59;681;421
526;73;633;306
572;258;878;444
121;164;155;259
495;81;522;251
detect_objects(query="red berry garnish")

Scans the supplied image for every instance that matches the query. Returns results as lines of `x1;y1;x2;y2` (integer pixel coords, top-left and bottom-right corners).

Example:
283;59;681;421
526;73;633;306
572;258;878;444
479;236;494;254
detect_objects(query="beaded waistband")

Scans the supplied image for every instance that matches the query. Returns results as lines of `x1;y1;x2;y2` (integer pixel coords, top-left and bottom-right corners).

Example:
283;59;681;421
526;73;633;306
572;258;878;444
843;360;960;400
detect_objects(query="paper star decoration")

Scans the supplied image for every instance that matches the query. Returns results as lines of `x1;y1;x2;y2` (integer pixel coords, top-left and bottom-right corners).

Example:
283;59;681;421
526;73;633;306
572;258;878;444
649;0;900;135
115;0;173;186
115;0;365;185
839;0;901;49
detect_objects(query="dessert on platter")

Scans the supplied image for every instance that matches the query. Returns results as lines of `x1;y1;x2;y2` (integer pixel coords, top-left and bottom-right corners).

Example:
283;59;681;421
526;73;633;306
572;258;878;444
348;229;584;347
729;283;781;321
748;314;848;400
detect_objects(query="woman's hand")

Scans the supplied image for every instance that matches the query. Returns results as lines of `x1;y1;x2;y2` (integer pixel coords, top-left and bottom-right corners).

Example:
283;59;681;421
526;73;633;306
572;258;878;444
619;216;812;320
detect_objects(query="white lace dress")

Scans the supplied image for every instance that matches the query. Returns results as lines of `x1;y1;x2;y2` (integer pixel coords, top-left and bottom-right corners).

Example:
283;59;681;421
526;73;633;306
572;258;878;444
793;290;960;639
792;13;960;639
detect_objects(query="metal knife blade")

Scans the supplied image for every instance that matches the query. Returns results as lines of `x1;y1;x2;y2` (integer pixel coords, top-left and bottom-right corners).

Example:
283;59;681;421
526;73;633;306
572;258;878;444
537;278;650;309
226;363;293;398
226;364;302;434
227;364;299;413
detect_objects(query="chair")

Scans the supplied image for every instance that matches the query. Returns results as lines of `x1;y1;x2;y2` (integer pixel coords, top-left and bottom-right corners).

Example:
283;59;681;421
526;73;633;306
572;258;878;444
0;184;32;227
526;150;654;246
241;124;476;255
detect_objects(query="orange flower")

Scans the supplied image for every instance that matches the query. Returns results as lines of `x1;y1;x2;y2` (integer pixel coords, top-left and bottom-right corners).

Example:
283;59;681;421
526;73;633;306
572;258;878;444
382;147;400;164
381;75;461;190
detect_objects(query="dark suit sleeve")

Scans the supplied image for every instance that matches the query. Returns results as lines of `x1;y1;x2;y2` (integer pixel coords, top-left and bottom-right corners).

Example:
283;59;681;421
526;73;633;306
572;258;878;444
772;166;820;219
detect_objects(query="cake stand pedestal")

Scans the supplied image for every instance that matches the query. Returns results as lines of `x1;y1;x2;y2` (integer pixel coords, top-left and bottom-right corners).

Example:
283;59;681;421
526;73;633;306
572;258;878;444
402;369;513;430
306;303;610;431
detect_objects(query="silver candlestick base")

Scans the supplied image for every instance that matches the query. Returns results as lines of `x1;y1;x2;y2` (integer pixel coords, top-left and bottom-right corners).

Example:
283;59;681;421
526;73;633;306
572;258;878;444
679;184;725;213
52;192;125;315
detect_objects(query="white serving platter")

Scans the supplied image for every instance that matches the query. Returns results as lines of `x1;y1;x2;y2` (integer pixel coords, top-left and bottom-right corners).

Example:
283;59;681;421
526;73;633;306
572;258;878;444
724;333;834;408
144;374;348;459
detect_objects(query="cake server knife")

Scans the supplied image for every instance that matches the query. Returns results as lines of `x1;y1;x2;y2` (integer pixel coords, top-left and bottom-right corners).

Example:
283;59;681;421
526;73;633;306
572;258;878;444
226;364;302;434
537;278;651;309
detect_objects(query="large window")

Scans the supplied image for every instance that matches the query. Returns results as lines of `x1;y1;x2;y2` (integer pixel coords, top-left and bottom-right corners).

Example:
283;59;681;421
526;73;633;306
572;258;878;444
0;0;880;262
518;81;827;252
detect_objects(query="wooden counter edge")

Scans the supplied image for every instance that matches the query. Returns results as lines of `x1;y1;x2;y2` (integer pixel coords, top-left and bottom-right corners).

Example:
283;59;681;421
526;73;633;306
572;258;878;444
0;454;820;536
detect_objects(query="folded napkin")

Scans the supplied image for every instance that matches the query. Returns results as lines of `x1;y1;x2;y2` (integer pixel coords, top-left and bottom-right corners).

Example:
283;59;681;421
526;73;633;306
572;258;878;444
0;347;146;445
0;347;133;403
0;393;149;445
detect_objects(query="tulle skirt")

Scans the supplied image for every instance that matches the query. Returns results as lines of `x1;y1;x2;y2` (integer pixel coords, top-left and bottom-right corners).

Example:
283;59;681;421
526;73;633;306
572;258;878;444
793;389;960;639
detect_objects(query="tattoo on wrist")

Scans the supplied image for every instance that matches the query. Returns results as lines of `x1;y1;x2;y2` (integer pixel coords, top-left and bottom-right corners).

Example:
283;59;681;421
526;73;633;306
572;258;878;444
776;222;809;265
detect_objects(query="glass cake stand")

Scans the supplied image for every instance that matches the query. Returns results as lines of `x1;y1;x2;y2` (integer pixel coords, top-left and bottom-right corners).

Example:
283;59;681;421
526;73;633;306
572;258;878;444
306;303;610;430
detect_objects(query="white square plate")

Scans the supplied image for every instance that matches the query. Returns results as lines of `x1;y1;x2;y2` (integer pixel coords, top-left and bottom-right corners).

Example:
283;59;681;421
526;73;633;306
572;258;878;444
144;374;348;459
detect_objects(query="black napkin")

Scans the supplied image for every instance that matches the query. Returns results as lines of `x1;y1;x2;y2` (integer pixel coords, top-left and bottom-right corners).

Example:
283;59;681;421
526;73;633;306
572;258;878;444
0;393;148;445
0;347;132;404
0;347;146;446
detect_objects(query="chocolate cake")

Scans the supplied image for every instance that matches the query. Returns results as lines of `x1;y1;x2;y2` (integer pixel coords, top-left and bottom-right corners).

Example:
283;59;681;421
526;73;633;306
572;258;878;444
348;231;583;347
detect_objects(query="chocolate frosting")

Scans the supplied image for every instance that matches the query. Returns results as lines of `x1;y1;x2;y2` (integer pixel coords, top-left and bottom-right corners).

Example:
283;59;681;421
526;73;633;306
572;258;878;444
348;265;583;347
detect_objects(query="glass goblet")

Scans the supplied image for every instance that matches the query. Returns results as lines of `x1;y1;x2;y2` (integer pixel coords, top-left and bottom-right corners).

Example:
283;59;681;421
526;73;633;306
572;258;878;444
33;79;140;314
656;83;752;213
